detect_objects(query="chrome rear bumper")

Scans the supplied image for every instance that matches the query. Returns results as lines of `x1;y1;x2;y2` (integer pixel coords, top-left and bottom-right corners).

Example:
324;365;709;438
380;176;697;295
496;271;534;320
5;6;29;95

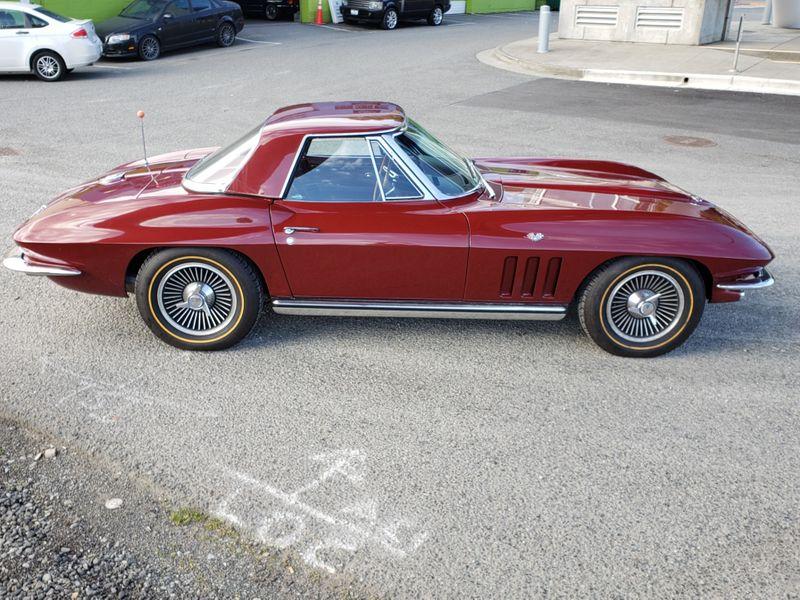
716;268;774;291
3;248;81;277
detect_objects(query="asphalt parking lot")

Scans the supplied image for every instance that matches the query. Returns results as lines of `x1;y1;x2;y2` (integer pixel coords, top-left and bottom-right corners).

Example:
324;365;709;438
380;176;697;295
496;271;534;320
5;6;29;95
1;12;799;598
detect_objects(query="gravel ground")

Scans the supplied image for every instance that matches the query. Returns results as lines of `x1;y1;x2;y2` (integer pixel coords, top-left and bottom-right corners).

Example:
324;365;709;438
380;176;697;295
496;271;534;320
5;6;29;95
0;419;376;599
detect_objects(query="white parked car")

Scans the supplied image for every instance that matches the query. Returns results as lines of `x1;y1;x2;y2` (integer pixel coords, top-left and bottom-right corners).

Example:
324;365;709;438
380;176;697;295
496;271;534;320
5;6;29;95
0;1;102;81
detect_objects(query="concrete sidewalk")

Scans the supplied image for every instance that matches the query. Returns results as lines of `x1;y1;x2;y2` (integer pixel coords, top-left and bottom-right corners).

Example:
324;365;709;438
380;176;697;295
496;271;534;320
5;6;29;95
478;17;800;96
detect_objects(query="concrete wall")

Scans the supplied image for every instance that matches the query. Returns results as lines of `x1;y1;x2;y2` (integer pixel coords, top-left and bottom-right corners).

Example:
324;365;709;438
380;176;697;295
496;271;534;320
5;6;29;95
10;0;130;23
558;0;731;45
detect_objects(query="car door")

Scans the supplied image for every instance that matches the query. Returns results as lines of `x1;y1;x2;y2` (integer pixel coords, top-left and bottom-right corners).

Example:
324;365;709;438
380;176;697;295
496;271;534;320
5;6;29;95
160;0;194;47
270;136;469;300
0;9;36;71
189;0;217;41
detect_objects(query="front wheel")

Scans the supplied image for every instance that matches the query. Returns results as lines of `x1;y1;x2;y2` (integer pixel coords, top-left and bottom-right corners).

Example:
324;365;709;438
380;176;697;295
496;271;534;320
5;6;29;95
427;5;443;25
265;3;279;19
138;35;161;60
135;248;263;350
578;257;705;358
32;51;66;82
381;7;398;29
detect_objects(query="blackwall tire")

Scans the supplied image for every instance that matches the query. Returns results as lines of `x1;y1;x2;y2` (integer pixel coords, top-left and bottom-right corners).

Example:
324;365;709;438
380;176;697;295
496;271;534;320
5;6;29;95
381;8;398;29
32;51;65;81
135;248;263;351
138;35;161;60
427;5;443;25
217;22;236;47
265;3;279;19
578;257;705;358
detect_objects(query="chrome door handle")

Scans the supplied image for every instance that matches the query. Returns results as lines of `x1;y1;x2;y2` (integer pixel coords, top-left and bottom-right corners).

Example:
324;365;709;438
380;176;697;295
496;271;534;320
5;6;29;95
283;226;319;234
16;31;30;35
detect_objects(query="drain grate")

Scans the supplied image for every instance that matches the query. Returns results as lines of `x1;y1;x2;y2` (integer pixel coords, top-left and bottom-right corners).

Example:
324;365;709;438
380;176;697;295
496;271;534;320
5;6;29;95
0;147;19;156
663;135;717;148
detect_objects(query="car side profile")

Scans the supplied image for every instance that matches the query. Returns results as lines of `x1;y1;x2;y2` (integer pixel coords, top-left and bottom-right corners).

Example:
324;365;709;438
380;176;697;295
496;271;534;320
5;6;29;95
341;0;450;29
96;0;244;61
4;101;775;357
232;0;299;21
0;1;102;81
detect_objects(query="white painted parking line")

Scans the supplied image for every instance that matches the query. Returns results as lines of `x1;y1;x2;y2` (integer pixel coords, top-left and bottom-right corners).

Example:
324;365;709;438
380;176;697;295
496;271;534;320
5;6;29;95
92;63;134;70
315;24;359;32
237;37;282;45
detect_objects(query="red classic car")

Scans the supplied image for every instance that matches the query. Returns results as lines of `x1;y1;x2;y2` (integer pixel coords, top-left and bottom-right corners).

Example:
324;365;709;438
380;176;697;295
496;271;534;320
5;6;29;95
5;101;774;356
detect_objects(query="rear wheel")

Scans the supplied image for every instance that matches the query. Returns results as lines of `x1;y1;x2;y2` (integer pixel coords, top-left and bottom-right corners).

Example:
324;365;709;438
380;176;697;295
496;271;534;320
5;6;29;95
32;51;65;82
427;5;443;25
381;7;398;29
138;35;161;60
135;248;263;350
578;257;705;357
217;21;236;47
265;3;279;19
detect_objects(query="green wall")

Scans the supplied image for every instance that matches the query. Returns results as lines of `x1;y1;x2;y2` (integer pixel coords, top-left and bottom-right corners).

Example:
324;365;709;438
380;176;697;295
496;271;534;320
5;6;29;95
466;0;534;13
9;0;130;23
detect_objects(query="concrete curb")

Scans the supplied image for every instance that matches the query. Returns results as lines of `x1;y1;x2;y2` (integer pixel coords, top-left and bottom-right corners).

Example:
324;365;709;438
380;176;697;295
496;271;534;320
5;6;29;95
477;44;800;97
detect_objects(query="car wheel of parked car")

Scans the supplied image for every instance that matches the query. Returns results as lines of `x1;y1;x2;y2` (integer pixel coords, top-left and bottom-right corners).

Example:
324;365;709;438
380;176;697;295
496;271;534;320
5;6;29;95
217;22;237;47
138;35;161;61
265;3;279;19
381;7;399;29
32;51;65;82
578;257;705;358
427;5;443;25
135;248;264;351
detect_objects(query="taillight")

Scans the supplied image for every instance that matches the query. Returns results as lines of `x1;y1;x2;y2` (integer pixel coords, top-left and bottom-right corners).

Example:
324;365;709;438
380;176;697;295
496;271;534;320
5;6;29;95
71;28;88;39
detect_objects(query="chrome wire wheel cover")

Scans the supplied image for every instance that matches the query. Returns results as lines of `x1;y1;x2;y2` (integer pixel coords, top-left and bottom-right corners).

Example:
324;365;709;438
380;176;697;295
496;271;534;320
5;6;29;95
156;262;238;336
432;7;443;23
36;55;60;79
220;24;235;45
141;37;159;59
386;10;398;28
606;270;685;343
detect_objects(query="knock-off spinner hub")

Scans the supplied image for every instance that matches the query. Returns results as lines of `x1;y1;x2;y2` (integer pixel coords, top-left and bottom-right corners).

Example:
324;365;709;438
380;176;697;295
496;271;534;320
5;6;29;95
183;282;215;310
627;289;658;318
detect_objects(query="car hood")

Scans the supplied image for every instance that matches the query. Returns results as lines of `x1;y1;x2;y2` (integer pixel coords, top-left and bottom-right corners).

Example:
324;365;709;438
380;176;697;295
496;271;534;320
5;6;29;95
474;157;699;205
95;16;154;37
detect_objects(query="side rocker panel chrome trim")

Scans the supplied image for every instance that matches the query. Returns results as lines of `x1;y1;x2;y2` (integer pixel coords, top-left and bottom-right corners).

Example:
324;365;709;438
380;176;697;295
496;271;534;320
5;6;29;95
271;299;567;320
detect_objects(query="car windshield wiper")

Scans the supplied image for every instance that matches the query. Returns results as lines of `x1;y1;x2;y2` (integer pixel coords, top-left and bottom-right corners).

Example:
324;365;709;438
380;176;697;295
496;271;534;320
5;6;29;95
470;160;496;199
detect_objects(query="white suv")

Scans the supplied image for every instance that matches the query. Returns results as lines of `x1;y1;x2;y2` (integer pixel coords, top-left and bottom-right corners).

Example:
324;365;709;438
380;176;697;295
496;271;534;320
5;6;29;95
0;2;102;81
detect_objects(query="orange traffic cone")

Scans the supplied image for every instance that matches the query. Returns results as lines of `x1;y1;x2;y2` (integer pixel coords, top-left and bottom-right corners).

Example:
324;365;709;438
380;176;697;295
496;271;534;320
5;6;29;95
315;0;324;24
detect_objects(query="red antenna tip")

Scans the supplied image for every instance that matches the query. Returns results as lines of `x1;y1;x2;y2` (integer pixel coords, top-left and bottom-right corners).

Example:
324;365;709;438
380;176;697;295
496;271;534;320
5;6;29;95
136;110;145;119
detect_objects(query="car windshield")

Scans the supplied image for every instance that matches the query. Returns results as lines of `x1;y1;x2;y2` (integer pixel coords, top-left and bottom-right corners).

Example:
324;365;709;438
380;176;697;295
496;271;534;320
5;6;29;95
120;0;166;18
184;124;263;192
33;8;71;22
394;120;479;197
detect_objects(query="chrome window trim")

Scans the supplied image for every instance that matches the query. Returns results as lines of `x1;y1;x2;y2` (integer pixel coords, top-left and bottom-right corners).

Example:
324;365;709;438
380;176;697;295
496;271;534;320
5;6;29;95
367;136;426;201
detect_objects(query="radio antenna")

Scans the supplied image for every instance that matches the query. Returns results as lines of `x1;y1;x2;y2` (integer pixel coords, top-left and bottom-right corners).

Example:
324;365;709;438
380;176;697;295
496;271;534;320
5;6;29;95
137;110;156;184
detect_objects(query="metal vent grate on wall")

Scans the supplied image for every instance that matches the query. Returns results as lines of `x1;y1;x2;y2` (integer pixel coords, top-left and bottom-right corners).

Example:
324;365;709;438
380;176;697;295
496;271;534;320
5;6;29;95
575;5;619;27
636;7;684;29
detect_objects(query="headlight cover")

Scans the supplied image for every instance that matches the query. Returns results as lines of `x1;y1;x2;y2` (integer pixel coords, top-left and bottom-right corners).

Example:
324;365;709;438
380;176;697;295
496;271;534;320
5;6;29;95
368;1;383;9
107;33;131;44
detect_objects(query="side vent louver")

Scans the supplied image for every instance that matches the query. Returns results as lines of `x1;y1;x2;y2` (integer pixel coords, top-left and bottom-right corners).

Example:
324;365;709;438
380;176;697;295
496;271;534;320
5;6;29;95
500;256;517;297
542;257;562;298
521;257;540;297
575;5;619;27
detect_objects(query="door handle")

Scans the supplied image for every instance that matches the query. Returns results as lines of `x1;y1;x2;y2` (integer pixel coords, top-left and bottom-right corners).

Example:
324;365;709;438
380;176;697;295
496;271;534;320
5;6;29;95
16;31;30;35
284;226;319;234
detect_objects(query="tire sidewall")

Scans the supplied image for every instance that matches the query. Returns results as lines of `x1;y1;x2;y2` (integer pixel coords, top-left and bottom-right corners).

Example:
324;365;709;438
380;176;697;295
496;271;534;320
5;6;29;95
135;248;262;350
33;51;65;82
218;22;236;46
580;257;705;358
265;3;278;19
428;5;443;25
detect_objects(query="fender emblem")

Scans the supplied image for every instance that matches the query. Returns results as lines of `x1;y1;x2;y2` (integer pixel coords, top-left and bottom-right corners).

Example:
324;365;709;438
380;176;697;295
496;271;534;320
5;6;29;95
526;232;545;242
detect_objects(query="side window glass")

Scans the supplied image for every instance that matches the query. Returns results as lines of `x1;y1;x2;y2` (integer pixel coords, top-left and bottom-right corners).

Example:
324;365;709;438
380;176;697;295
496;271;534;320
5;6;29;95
0;10;27;29
369;141;422;200
166;0;192;16
287;137;379;202
29;15;49;28
192;0;212;11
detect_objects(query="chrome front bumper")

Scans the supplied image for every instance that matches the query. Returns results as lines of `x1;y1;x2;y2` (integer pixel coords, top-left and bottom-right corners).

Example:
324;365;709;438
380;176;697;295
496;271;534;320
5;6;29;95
3;247;81;277
716;268;774;292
